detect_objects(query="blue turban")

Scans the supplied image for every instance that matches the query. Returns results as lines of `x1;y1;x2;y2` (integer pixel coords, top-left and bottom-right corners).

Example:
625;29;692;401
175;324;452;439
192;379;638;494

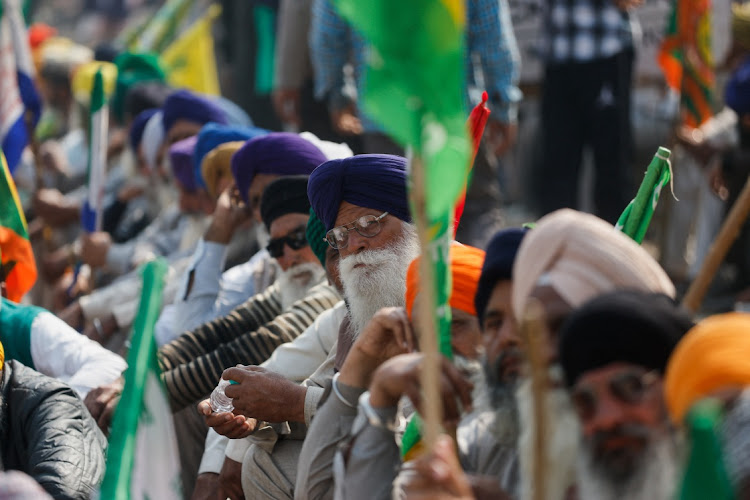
308;154;410;231
169;135;199;192
162;90;229;133
474;227;528;326
231;132;327;203
129;108;158;152
193;124;268;189
726;57;750;115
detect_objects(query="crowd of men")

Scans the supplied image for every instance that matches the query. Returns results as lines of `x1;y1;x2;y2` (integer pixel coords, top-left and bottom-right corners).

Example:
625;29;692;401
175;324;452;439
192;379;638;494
3;0;750;499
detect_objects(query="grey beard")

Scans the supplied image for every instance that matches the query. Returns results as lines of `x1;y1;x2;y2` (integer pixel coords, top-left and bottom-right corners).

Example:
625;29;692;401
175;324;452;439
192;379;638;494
720;387;750;492
516;367;580;500
577;430;681;500
472;353;519;447
277;262;326;311
339;225;420;337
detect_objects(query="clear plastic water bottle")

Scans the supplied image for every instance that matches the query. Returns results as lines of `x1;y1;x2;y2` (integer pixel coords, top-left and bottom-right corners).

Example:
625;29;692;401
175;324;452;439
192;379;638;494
209;379;234;413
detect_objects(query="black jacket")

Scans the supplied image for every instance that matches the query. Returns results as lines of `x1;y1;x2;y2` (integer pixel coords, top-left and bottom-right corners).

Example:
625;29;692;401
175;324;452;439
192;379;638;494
0;360;107;499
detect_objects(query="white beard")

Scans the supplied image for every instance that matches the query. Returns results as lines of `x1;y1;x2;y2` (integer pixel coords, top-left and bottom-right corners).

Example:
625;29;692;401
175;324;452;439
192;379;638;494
516;366;580;500
339;225;420;337
577;431;680;500
277;262;326;311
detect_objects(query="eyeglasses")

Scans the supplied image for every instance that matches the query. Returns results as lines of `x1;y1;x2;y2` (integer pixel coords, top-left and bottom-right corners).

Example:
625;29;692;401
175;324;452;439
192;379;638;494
266;228;309;258
571;370;658;421
324;211;389;249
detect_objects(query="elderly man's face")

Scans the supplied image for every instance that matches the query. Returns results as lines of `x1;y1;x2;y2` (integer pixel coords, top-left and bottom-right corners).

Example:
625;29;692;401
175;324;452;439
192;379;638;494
482;280;521;384
268;213;317;272
247;173;281;222
333;201;405;259
572;362;668;482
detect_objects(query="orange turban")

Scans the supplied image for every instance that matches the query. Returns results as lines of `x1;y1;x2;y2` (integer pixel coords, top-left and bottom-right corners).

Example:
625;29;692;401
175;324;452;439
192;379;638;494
201;141;244;199
665;313;750;424
405;244;485;319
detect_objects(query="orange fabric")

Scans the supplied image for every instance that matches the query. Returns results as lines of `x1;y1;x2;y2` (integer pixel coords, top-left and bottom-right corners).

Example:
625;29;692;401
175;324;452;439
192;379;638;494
405;243;485;319
0;228;37;303
665;313;750;424
29;24;57;50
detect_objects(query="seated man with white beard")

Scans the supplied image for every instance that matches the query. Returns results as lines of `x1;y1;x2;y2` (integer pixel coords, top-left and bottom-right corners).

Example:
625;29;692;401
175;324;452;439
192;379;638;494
206;154;420;499
557;291;693;500
403;210;678;500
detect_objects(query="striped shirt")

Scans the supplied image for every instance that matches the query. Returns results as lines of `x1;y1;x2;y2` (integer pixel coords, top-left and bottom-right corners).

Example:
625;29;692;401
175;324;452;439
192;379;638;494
158;283;341;411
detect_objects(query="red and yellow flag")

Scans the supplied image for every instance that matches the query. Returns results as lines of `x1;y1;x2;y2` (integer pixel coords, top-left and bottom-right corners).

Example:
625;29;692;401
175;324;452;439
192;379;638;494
658;0;715;127
0;149;36;301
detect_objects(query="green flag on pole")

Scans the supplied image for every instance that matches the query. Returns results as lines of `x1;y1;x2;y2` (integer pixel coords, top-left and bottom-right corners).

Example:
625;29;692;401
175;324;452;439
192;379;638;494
99;259;182;499
331;0;471;458
616;146;673;244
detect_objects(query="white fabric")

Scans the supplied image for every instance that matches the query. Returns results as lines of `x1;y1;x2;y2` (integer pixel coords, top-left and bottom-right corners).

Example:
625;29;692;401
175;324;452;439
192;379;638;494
199;430;230;475
30;312;127;399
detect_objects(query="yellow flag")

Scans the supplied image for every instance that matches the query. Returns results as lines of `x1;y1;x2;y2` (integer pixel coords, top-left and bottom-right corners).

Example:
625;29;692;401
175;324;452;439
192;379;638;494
161;4;221;95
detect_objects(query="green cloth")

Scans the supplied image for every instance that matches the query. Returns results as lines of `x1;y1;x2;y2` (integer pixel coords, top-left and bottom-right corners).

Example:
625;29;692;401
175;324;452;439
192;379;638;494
0;297;43;369
112;52;166;123
306;208;327;266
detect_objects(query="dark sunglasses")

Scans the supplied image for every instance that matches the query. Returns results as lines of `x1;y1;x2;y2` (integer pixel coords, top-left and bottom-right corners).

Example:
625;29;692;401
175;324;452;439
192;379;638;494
266;228;309;258
571;370;658;421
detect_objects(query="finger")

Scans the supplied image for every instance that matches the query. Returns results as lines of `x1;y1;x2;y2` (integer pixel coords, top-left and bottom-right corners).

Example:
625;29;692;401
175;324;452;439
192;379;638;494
205;412;234;428
442;359;474;413
222;367;249;384
439;372;462;422
197;400;213;416
403;316;418;353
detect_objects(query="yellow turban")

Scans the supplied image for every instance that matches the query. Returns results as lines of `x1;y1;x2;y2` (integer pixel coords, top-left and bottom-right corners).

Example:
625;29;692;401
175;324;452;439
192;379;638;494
201;141;244;199
733;3;750;53
665;313;750;424
0;340;4;371
512;209;675;321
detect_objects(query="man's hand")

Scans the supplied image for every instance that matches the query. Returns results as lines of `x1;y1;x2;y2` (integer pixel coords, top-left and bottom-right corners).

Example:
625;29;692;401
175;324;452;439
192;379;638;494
675;125;716;166
41;246;72;283
487;119;518;157
32;188;80;227
331;107;363;136
38;140;70;175
272;88;302;128
80;232;112;268
83;314;119;345
370;353;473;431
117;178;148;202
401;435;475;500
219;458;246;500
59;300;84;329
197;399;257;439
338;307;416;388
192;472;222;500
84;377;124;434
204;184;252;244
223;366;307;423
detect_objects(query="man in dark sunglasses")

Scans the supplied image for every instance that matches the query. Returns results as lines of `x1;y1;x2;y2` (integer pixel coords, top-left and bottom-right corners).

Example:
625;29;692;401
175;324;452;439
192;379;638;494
558;291;693;500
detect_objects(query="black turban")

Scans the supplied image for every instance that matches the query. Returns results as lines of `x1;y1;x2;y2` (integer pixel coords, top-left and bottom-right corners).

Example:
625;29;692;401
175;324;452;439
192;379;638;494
260;176;311;231
559;290;694;387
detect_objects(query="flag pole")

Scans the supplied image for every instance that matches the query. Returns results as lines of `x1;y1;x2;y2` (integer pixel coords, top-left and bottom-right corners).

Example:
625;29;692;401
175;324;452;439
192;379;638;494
683;176;750;313
410;153;443;450
520;298;548;500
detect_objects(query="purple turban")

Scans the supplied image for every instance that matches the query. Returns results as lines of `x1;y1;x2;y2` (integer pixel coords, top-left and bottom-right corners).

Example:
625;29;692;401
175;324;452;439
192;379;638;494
129;108;158;152
162;90;229;133
308;154;411;231
193;124;268;189
231;132;327;203
726;57;750;115
169;135;199;192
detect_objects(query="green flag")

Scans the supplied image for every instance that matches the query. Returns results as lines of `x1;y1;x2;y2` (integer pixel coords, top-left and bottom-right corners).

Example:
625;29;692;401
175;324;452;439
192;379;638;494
616;146;673;244
99;259;182;499
679;399;735;500
332;0;471;458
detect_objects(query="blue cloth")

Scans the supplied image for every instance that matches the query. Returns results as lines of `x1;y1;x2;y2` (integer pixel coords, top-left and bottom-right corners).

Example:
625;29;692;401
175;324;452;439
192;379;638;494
129;108;159;152
726;57;750;116
474;227;527;326
213;96;254;127
310;0;522;126
162;90;229;133
307;154;410;231
231;132;327;203
193;124;268;188
169;135;199;192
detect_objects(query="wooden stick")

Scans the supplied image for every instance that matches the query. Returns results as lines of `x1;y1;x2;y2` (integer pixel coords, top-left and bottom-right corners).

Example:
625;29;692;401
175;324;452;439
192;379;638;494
410;154;442;450
521;298;548;500
683;176;750;313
